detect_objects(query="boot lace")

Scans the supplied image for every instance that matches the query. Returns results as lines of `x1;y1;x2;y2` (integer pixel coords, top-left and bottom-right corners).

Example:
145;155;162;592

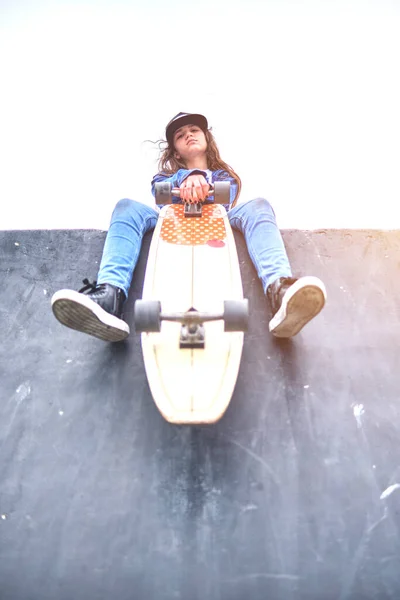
79;278;105;294
279;276;298;294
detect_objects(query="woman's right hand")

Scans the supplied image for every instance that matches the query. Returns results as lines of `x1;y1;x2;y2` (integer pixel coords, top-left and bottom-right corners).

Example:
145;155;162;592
179;174;210;203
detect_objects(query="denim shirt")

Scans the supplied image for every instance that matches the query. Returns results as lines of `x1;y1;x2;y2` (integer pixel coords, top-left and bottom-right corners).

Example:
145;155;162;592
151;169;238;209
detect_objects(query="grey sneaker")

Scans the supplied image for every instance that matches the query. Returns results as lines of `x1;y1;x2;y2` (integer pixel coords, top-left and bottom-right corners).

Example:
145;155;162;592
51;279;130;342
267;276;326;337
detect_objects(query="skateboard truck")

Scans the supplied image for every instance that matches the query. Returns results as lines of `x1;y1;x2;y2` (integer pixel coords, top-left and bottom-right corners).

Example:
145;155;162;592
154;181;231;218
134;300;249;347
180;321;205;349
178;308;205;348
183;202;203;218
158;306;219;350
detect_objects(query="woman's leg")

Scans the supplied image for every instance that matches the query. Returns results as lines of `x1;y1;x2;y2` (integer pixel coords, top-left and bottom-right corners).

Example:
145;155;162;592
228;197;292;293
228;198;326;337
97;199;159;298
52;199;159;342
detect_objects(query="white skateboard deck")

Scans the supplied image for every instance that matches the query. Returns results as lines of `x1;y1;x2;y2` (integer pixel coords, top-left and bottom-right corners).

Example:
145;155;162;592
139;203;245;424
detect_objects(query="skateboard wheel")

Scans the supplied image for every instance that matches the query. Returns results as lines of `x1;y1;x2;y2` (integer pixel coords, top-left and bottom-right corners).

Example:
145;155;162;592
155;182;172;204
134;300;161;332
214;181;230;205
223;299;249;332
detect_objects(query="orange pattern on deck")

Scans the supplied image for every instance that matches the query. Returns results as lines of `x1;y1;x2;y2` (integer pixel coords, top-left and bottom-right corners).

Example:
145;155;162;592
160;204;227;246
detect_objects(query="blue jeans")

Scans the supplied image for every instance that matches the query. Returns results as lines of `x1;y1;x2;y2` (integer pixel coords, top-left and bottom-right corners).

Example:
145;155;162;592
97;198;292;298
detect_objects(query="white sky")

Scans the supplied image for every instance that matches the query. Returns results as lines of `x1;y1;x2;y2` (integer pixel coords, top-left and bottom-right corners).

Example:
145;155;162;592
1;0;399;230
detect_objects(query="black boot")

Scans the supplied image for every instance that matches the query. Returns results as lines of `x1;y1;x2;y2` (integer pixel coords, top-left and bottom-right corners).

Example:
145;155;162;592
267;276;326;338
51;279;130;342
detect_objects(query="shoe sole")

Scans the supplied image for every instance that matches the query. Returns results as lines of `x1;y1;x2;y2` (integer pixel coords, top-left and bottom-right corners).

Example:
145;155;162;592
269;276;326;338
51;289;130;342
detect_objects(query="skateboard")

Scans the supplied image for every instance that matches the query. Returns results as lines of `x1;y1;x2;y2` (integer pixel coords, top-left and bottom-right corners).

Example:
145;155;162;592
134;182;248;424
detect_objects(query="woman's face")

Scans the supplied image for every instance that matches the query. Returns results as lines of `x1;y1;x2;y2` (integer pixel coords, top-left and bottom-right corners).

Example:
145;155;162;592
173;124;207;163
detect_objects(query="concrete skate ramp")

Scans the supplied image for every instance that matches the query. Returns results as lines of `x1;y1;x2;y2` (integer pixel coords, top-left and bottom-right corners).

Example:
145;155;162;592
1;228;400;600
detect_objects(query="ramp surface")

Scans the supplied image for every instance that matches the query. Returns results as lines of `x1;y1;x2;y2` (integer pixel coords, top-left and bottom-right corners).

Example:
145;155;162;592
1;228;400;600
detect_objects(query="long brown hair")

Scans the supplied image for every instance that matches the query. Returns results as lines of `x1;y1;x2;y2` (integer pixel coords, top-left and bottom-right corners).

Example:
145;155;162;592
156;128;242;206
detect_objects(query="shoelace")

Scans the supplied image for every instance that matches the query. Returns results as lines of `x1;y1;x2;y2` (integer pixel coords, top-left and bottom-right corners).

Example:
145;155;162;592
279;277;297;295
79;278;105;294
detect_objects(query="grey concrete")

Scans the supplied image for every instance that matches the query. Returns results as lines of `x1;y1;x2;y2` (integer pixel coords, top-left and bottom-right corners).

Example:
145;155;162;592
1;228;400;600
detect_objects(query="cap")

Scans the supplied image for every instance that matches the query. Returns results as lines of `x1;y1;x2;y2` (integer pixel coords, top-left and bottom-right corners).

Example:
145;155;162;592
165;112;208;145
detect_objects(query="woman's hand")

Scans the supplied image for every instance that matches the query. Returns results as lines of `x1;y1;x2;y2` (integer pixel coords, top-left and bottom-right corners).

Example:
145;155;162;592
179;174;210;203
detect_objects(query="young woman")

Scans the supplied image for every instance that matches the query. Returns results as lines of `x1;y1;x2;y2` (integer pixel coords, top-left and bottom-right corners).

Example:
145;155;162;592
52;112;326;342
